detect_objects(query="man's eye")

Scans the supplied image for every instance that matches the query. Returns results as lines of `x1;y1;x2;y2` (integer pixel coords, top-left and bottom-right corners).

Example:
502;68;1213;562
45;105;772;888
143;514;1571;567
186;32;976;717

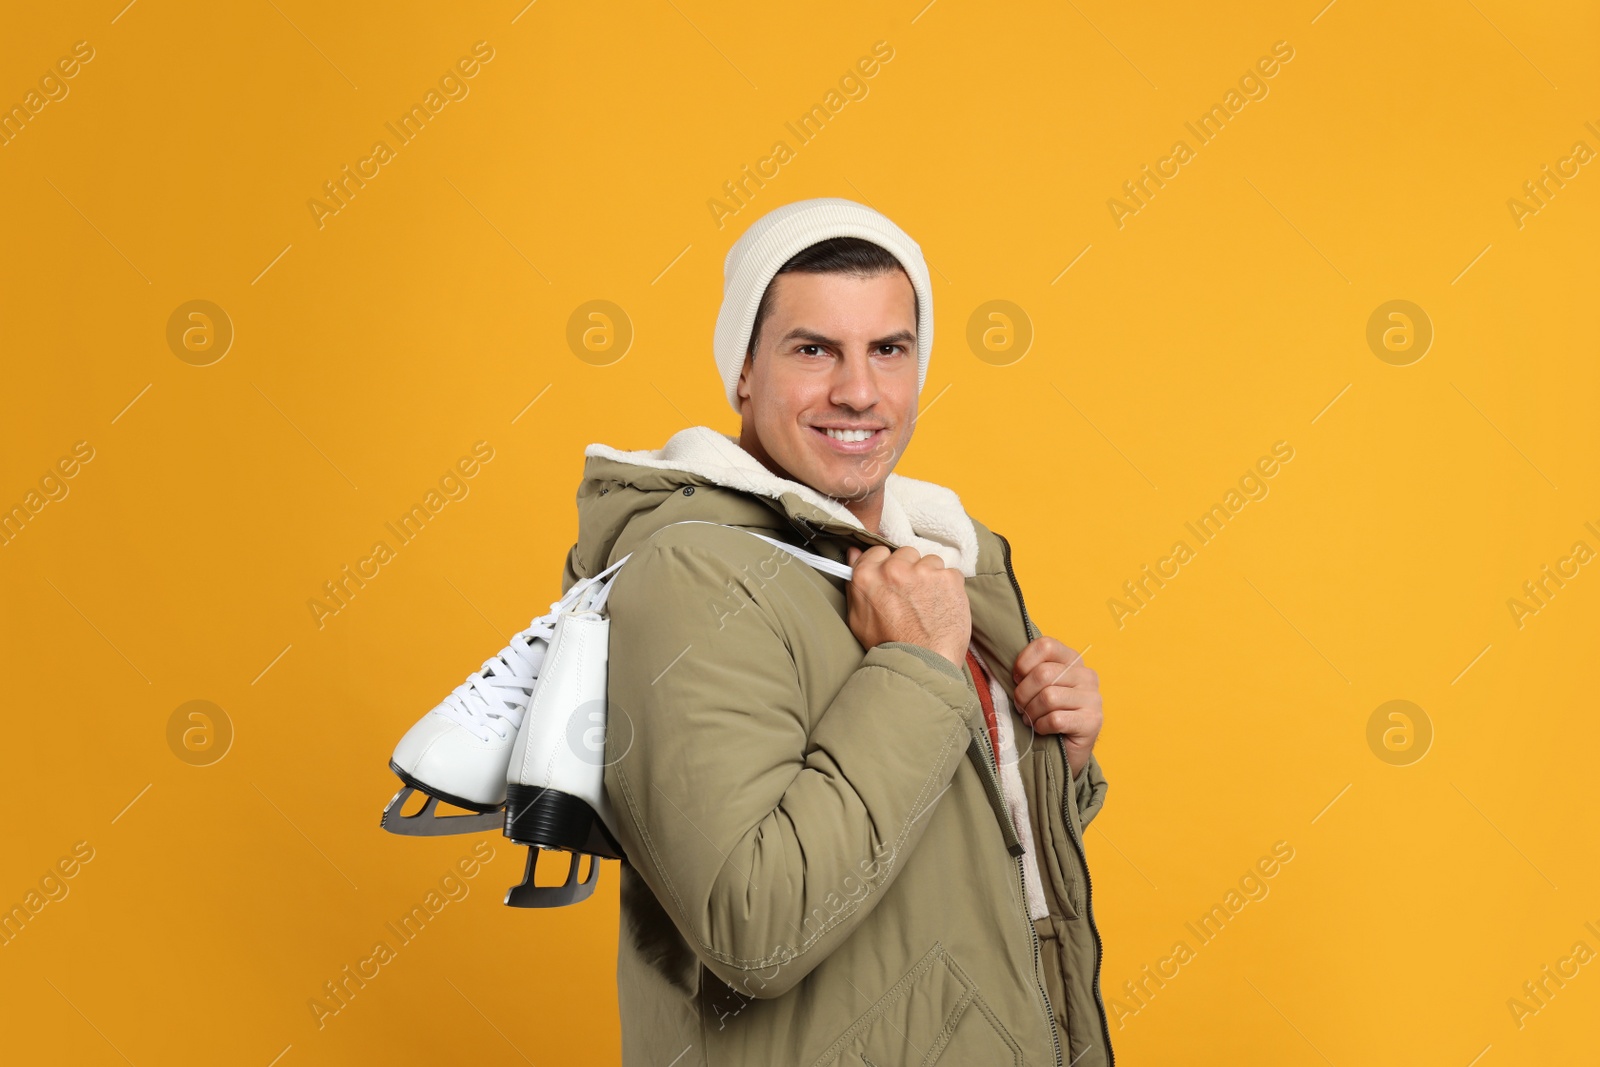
798;344;825;356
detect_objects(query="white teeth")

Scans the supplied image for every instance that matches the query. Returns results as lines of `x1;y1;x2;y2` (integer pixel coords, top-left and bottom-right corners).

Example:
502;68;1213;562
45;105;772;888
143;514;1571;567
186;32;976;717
822;428;876;443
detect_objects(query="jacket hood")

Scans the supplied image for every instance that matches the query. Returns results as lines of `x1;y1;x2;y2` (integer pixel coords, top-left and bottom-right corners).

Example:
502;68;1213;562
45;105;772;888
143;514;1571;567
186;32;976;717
571;425;981;581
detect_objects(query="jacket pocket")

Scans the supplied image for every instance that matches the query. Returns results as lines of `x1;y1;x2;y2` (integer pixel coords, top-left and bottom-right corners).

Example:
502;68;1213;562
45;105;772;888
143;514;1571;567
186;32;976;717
809;942;1024;1067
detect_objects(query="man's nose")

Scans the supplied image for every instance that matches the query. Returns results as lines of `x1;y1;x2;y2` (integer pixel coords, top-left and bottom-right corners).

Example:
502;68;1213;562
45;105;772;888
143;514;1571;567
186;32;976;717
830;349;880;411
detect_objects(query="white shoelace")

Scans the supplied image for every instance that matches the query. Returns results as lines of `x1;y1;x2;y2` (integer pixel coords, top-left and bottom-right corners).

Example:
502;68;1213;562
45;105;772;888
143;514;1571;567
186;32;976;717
434;576;612;742
436;603;561;742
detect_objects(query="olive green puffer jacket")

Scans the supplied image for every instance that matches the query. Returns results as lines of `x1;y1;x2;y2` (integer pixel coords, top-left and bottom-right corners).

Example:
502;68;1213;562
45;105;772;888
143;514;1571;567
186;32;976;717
562;431;1112;1067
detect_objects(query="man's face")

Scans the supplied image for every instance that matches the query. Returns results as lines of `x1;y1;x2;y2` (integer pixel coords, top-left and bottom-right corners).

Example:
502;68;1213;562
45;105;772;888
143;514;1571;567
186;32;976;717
736;268;918;528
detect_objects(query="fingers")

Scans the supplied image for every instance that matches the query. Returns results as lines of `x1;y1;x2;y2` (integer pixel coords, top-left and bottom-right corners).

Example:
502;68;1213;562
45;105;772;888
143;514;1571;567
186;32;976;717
1016;683;1101;722
846;543;960;570
1019;708;1102;758
1005;638;1104;761
1018;705;1101;740
1012;636;1084;683
887;545;932;572
847;543;884;579
848;544;952;582
1013;663;1098;712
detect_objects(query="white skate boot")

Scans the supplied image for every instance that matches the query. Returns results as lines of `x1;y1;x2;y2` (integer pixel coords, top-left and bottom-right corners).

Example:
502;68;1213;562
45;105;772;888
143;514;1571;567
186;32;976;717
380;581;602;836
501;573;628;907
500;521;854;908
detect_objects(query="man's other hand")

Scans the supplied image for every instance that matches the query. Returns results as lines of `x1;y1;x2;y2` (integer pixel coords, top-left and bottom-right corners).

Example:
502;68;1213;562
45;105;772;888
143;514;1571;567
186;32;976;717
1012;637;1103;779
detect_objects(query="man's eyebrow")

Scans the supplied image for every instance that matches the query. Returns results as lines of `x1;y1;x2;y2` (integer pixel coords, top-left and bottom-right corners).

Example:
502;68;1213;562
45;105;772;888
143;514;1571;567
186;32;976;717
777;327;917;348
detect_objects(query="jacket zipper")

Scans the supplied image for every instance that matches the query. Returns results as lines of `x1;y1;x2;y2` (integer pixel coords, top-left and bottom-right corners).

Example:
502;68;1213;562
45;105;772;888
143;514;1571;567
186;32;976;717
998;531;1115;1067
969;686;1064;1067
1019;849;1063;1067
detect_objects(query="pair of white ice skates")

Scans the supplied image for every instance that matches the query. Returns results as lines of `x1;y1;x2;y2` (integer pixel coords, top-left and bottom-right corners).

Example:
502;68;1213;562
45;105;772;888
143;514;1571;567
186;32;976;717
379;521;853;909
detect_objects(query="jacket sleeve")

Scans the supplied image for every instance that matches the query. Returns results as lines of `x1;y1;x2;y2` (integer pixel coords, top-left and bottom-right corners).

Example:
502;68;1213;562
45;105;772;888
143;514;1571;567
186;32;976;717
559;543;581;595
1072;750;1108;828
602;536;977;1000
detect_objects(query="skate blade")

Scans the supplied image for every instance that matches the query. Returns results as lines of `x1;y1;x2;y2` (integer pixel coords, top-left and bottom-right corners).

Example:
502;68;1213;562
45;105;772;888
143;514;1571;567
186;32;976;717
503;847;601;908
380;785;503;837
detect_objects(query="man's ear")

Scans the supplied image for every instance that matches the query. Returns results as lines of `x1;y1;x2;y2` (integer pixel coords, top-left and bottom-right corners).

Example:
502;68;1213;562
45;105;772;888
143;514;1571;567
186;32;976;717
736;352;753;400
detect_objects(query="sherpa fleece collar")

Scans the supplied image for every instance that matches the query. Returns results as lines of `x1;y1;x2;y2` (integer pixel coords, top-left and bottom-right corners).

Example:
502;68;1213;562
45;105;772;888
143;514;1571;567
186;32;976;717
584;425;981;577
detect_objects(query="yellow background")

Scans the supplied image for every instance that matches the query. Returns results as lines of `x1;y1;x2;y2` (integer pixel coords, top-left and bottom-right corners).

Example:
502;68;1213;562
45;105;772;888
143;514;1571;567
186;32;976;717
2;1;1596;1063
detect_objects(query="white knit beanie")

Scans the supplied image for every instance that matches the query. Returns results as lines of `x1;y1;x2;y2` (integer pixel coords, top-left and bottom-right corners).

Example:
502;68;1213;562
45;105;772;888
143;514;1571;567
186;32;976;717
714;197;933;415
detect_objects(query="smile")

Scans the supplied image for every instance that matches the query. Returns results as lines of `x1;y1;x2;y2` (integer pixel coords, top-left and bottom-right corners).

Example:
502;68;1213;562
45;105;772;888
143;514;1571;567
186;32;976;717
811;426;885;453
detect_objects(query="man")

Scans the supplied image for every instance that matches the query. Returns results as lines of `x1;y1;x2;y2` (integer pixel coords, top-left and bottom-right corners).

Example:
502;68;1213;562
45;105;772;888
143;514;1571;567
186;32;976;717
562;198;1113;1065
